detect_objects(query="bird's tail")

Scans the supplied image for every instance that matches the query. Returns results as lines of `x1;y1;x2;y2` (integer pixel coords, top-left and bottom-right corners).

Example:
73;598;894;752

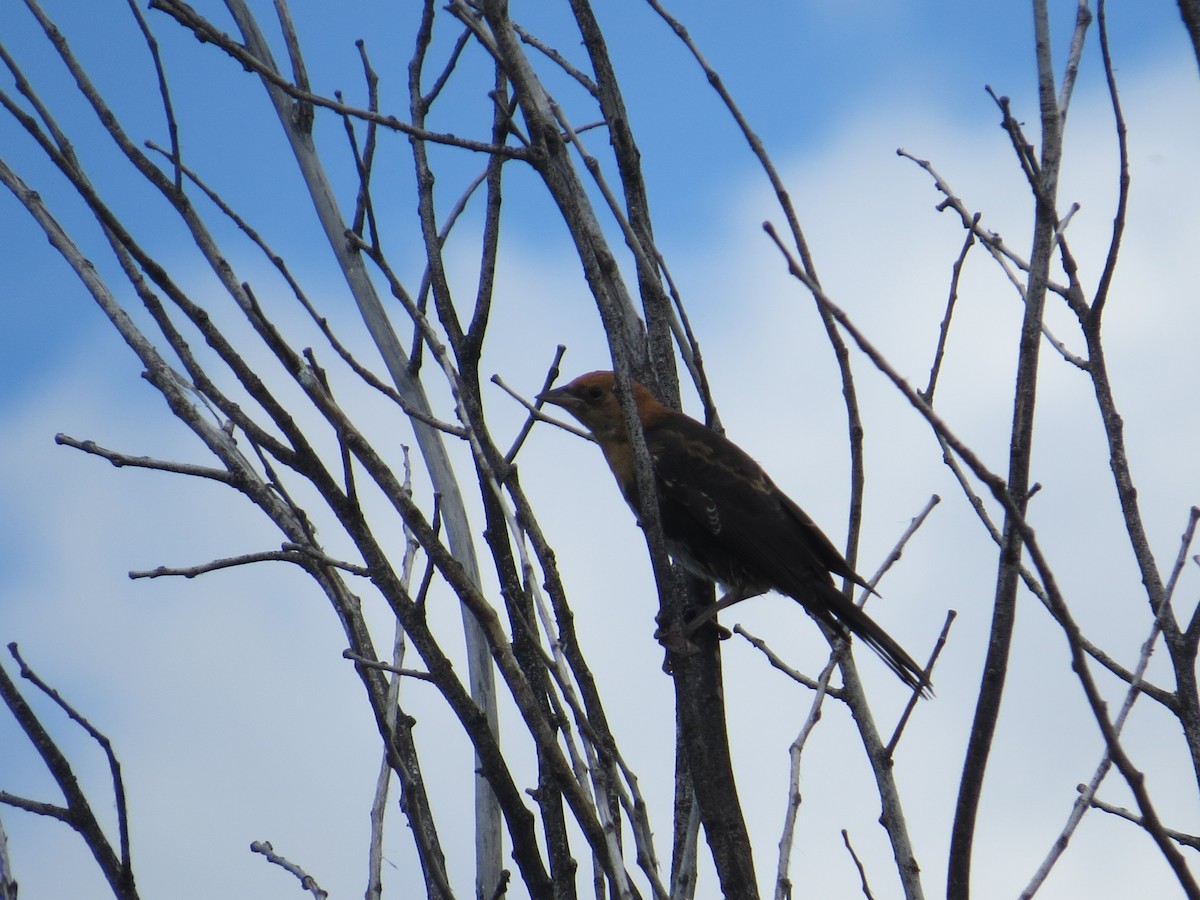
811;579;932;697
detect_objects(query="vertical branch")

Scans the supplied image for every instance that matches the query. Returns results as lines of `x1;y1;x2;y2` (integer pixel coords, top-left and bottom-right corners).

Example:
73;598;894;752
923;221;978;404
947;4;1072;895
213;5;506;893
641;14;941;898
1088;0;1200;790
1056;1;1094;121
1089;0;1129;324
365;450;422;900
466;0;650;381
472;4;760;896
0;816;15;900
404;4;504;890
1176;0;1200;73
565;0;681;403
123;0;182;190
952;1;1077;888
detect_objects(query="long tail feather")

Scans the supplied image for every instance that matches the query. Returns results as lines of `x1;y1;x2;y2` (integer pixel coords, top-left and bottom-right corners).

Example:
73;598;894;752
804;579;932;696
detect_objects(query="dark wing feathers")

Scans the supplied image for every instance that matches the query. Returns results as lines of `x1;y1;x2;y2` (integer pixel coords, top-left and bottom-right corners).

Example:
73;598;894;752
646;413;858;596
777;492;875;593
647;413;928;694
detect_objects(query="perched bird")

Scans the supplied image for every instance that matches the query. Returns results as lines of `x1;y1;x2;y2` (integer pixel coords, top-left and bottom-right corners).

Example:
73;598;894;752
538;370;929;694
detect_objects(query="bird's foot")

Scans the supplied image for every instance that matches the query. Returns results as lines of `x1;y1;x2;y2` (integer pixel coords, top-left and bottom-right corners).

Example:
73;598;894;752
654;618;698;654
710;621;734;640
683;608;732;639
654;616;732;673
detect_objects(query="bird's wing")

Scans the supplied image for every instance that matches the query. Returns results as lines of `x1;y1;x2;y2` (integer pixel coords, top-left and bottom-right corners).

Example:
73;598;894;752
776;493;875;593
647;414;929;694
646;413;861;591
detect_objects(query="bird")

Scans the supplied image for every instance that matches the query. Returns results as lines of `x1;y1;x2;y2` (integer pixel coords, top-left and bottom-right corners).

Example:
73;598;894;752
537;370;930;695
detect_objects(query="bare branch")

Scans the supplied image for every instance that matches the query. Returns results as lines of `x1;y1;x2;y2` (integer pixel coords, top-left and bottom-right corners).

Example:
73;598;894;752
514;21;598;95
0;817;16;900
0;646;137;898
772;653;839;900
1085;794;1200;851
128;546;371;580
886;610;956;757
55;433;238;483
735;625;843;699
343;652;436;684
841;829;878;900
898;149;1088;369
497;347;573;462
1020;506;1200;898
1056;1;1094;121
147;0;527;158
493;370;596;452
763;219;1200;898
0;792;71;821
923;220;977;404
123;0;182;189
250;840;328;900
1090;0;1131;324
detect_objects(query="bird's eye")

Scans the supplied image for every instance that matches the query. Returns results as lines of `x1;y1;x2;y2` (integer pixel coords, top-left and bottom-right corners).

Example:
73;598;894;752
585;386;605;402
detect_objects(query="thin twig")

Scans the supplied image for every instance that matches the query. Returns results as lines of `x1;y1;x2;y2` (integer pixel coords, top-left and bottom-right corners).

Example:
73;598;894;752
502;348;567;462
55;433;237;483
146;0;527;158
124;0;181;190
841;829;877;900
250;840;328;899
735;626;843;698
342;652;436;683
772;653;839;900
128;547;366;580
1085;794;1200;851
1019;506;1200;898
887;610;956;756
924;221;977;403
897;149;1087;368
0;645;135;897
10;644;133;869
897;148;1066;296
493;372;595;446
1089;0;1130;324
514;20;598;95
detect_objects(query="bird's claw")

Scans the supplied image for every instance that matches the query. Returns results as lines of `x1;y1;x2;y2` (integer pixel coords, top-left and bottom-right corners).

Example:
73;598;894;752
654;617;733;673
683;609;732;640
654;619;699;655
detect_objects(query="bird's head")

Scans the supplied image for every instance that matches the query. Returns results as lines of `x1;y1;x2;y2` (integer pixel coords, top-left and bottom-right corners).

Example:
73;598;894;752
537;370;665;440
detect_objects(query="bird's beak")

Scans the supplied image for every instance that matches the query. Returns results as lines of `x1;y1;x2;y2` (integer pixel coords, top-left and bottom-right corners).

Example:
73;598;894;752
536;385;575;410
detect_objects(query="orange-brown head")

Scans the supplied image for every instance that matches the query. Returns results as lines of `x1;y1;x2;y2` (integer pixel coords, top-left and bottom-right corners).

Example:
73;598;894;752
536;371;668;441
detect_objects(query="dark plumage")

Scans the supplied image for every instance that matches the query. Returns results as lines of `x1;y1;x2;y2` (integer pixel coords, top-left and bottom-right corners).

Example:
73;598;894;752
538;370;929;694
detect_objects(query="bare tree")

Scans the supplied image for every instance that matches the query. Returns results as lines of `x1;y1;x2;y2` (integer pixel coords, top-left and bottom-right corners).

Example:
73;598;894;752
1;0;1196;898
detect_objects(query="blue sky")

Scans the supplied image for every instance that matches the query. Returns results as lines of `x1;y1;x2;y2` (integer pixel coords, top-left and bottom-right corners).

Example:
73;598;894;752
2;2;1198;898
2;0;1190;400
